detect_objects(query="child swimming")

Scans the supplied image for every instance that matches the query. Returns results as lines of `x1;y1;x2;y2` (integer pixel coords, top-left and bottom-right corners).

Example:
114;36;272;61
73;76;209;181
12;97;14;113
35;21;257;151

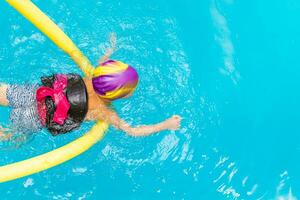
0;34;181;142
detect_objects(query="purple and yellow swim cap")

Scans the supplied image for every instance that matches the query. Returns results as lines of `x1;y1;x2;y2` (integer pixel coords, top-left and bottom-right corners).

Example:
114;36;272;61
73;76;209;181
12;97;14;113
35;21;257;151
92;60;139;100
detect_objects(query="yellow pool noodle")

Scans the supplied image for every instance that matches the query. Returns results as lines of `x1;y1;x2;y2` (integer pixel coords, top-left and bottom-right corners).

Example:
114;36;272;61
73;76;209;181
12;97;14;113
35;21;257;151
0;121;108;183
0;0;109;182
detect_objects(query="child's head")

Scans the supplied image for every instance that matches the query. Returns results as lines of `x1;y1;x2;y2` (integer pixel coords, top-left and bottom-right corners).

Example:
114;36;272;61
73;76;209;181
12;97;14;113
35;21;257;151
92;60;139;101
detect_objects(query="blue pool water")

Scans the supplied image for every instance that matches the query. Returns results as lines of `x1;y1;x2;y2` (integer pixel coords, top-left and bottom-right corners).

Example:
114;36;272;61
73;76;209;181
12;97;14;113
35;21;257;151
1;0;300;199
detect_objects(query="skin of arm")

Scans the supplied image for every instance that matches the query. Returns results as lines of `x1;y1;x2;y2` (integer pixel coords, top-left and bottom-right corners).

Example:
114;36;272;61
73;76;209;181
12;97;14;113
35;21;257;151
0;85;13;141
87;101;181;137
84;78;181;137
0;84;9;106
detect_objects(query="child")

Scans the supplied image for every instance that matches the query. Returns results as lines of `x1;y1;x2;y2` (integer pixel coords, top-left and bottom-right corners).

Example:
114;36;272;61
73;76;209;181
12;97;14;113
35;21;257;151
0;35;181;142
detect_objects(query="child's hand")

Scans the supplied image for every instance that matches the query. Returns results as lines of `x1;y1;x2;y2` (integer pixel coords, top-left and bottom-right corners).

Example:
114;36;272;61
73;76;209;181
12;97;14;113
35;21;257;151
164;115;181;131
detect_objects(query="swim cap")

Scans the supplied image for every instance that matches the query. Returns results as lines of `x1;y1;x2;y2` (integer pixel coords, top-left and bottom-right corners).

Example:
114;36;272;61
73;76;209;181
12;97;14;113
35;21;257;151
92;60;139;100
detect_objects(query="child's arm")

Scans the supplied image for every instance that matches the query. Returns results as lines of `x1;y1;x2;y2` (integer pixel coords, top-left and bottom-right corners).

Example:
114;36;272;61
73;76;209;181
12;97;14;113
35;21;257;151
98;105;181;137
120;116;181;136
98;33;117;65
0;84;9;106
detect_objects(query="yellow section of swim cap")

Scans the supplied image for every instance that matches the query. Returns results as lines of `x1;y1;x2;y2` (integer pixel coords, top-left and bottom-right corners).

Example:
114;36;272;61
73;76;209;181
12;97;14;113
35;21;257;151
99;84;136;100
93;60;128;77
